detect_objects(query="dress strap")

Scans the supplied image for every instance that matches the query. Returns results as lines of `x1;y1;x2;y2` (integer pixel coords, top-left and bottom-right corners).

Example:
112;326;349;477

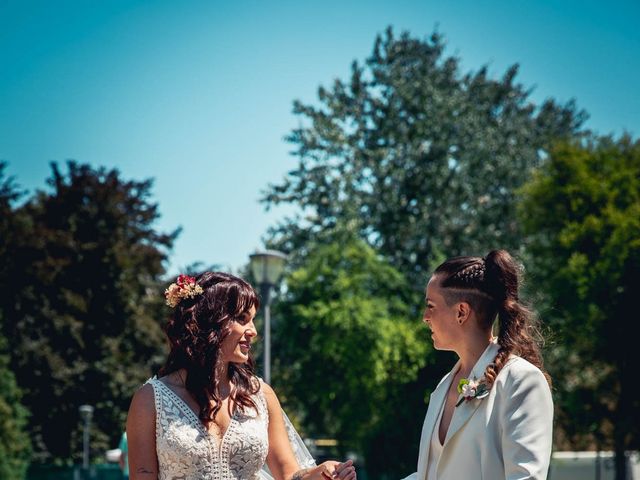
145;378;163;444
253;378;269;425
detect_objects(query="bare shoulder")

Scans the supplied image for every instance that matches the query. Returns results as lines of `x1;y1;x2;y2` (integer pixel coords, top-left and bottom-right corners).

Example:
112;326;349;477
128;382;156;418
260;380;276;396
259;381;282;413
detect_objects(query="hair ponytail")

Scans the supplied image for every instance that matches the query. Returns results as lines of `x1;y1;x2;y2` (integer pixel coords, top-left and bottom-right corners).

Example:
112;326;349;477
483;250;551;388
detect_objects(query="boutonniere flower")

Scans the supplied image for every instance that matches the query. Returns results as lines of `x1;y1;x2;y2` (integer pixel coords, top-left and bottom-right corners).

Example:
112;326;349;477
456;376;490;407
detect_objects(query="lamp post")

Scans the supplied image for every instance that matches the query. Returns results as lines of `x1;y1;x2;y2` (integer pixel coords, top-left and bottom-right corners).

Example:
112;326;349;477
249;249;287;384
79;404;94;471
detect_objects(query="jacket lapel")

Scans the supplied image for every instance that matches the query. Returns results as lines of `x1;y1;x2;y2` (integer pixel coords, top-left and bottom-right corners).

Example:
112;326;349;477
443;341;500;446
416;361;459;480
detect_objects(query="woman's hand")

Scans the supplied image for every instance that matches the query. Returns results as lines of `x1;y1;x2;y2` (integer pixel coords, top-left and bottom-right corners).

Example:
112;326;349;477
333;460;356;480
293;459;356;480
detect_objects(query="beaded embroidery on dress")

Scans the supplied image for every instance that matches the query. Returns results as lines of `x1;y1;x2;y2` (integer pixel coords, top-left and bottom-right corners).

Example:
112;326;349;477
149;378;269;480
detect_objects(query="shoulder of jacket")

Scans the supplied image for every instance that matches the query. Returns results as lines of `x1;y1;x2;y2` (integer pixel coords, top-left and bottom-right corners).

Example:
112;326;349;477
497;355;547;386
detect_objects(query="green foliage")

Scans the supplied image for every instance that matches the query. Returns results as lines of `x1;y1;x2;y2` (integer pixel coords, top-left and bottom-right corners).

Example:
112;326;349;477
0;161;177;463
261;28;586;476
0;164;31;479
271;227;432;477
519;135;640;475
0;162;24;282
0;331;31;480
264;28;586;285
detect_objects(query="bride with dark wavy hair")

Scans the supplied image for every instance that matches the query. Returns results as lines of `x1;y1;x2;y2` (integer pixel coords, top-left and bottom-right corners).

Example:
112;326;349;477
126;271;356;480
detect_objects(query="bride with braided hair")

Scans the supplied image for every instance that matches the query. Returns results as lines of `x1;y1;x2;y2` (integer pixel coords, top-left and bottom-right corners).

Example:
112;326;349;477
403;250;553;480
126;271;356;480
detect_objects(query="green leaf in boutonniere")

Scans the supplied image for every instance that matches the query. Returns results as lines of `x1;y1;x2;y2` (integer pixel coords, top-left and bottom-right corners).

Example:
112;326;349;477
455;376;490;407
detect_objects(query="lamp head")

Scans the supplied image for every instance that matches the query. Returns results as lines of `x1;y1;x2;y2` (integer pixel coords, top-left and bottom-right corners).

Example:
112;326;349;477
79;404;94;420
249;250;287;286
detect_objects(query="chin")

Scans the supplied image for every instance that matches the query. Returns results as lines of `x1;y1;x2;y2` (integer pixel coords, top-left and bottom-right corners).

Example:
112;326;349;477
231;353;250;364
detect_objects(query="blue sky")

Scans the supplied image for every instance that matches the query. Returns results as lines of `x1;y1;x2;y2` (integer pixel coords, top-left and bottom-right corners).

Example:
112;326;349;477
1;0;638;275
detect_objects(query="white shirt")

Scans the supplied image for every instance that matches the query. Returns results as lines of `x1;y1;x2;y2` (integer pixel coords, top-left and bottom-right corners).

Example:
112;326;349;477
427;400;445;479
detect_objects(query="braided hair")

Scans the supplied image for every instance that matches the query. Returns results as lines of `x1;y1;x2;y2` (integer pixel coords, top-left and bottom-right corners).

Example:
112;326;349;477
434;250;551;388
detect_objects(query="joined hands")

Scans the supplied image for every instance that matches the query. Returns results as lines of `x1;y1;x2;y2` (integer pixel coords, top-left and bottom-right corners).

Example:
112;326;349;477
293;459;356;480
315;459;357;480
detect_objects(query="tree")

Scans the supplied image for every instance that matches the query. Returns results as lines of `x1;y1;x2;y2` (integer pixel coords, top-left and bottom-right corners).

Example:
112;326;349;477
0;162;31;479
263;28;586;286
0;332;31;480
271;227;434;478
0;161;25;288
261;28;587;476
518;135;640;480
0;161;177;463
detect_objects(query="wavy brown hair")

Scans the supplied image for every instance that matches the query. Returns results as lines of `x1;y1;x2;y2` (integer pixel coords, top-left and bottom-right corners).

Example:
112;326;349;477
158;271;261;426
434;250;551;388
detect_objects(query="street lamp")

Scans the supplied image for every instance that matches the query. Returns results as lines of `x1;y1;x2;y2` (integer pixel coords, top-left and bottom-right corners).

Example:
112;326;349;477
79;404;94;470
249;249;287;384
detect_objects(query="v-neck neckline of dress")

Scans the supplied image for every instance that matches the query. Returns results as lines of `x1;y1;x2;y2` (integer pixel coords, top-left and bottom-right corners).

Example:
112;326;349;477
155;379;238;450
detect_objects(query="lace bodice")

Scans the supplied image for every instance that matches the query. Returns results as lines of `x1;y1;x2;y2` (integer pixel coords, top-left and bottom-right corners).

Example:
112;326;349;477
149;378;269;480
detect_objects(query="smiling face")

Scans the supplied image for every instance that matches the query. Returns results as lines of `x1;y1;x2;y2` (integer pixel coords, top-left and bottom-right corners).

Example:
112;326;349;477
219;305;257;364
423;275;464;351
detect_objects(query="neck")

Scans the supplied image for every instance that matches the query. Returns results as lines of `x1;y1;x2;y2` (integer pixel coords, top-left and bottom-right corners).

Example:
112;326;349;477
456;332;493;377
217;361;232;384
177;364;233;389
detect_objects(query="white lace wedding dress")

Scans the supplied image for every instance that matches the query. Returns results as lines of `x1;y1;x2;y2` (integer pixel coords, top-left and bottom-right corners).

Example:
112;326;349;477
148;378;315;480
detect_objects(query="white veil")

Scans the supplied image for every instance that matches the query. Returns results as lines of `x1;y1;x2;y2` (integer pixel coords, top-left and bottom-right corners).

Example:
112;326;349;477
260;408;316;479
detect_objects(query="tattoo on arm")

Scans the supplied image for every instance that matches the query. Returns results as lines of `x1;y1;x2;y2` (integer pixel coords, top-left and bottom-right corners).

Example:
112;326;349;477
136;467;157;475
291;468;312;480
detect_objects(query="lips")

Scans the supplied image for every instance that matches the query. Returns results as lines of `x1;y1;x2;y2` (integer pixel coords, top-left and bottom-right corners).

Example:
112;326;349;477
239;340;251;352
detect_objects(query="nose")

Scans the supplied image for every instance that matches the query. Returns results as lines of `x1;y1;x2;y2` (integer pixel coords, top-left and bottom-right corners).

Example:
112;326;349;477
422;308;430;324
244;320;257;338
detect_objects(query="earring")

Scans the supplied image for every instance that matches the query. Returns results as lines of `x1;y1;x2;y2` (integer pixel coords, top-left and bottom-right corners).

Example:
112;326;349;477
458;319;463;324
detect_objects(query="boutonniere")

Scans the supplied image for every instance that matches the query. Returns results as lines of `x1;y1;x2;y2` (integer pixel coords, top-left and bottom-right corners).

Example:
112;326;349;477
456;377;490;407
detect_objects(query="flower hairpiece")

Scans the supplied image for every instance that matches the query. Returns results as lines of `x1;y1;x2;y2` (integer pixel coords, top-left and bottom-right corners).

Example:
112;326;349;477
164;274;204;308
456;376;490;407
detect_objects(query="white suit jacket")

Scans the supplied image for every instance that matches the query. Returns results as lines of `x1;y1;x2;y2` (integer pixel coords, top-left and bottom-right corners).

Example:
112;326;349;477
403;342;553;480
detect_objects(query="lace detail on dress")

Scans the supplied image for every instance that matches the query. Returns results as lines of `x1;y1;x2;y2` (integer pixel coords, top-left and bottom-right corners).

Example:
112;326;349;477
149;378;269;480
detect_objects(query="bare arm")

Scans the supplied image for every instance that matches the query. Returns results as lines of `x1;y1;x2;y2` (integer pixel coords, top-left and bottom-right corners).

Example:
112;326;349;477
263;382;306;480
262;382;356;480
126;383;159;480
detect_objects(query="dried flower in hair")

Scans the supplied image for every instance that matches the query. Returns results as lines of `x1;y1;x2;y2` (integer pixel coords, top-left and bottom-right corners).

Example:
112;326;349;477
165;274;204;308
